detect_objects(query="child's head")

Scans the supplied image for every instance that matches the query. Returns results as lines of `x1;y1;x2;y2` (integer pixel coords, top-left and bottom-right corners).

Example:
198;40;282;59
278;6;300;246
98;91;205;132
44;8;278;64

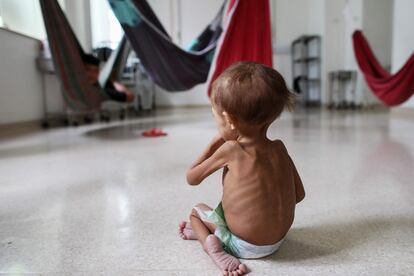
83;54;100;84
211;61;294;139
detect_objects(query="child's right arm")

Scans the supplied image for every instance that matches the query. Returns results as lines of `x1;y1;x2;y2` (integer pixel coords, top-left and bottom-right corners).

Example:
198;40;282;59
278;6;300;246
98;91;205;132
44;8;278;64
189;134;225;169
186;137;235;186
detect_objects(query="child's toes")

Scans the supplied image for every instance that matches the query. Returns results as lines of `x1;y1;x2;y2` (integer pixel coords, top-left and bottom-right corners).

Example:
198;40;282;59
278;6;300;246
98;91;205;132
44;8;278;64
179;221;186;228
238;264;247;274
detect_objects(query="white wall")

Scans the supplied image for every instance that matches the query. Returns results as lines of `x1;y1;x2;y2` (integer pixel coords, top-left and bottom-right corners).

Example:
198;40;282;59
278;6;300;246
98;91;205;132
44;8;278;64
307;0;324;35
148;0;179;43
273;0;393;106
0;0;46;39
90;0;123;49
0;0;92;51
0;0;66;40
363;0;393;69
0;29;62;124
274;0;308;52
324;0;362;104
361;0;393;105
392;0;414;108
65;0;92;52
0;0;82;124
148;0;223;107
180;0;223;47
323;0;394;105
273;0;324;98
273;0;308;88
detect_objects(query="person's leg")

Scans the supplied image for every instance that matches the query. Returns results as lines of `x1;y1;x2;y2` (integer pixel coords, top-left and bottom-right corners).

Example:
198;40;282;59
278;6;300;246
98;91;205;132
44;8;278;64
205;234;248;276
178;220;197;240
188;203;248;275
179;203;216;241
189;203;217;249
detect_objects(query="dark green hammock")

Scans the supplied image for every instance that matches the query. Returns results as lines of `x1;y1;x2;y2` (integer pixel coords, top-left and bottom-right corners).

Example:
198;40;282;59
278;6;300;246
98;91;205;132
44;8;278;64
108;0;224;91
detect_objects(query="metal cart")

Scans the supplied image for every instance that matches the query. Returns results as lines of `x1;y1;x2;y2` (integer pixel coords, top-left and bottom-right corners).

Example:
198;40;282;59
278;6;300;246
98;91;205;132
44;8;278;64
328;70;358;109
291;35;322;106
36;57;68;128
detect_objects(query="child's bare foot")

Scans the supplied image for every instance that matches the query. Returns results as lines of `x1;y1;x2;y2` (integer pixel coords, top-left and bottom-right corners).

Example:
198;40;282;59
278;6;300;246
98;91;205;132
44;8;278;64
205;234;248;275
178;221;197;240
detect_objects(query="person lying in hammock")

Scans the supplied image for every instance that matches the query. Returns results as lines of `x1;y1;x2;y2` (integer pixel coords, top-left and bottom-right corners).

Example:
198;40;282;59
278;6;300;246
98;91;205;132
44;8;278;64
83;54;135;103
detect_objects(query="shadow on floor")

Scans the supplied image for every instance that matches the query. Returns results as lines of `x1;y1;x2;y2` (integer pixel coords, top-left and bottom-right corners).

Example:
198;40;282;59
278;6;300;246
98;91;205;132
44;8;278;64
0;118;174;159
0;144;58;159
0;120;162;159
83;113;207;141
353;138;414;187
84;120;161;141
265;216;413;262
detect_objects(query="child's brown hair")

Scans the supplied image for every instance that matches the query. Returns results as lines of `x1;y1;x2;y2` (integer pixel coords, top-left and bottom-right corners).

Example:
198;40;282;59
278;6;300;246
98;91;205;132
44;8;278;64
211;61;294;125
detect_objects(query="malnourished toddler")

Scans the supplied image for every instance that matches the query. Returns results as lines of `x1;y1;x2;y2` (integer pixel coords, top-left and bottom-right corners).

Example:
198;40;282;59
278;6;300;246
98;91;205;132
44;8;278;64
179;62;305;275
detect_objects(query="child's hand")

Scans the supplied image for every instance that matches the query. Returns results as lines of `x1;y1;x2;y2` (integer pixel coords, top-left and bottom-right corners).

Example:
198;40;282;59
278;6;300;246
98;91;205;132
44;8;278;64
113;81;126;92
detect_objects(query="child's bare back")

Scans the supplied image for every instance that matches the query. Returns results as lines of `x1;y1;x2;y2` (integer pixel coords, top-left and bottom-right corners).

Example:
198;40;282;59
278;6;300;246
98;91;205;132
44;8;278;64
222;139;304;246
179;62;305;275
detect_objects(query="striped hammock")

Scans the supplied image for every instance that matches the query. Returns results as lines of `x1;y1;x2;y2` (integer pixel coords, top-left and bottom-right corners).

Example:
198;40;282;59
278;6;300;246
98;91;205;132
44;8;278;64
39;0;130;111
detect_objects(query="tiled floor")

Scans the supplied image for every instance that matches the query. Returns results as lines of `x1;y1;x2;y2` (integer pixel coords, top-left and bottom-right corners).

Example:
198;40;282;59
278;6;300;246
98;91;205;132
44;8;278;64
0;107;413;275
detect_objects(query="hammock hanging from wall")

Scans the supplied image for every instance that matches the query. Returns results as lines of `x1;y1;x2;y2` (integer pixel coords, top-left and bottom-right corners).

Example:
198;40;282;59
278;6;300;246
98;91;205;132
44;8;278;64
39;0;130;111
352;30;414;106
207;0;273;96
107;0;224;92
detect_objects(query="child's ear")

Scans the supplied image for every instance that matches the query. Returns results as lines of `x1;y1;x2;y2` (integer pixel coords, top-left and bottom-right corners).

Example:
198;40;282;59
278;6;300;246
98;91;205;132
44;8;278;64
222;111;236;130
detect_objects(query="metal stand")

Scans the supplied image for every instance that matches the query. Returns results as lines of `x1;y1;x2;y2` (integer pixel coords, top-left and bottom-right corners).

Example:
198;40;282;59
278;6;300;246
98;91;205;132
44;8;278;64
328;70;359;109
36;57;68;128
291;35;322;106
37;57;103;127
124;61;156;113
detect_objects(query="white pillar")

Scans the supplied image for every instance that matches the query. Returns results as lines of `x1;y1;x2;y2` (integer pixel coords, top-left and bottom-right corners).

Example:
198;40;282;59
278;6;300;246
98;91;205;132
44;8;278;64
392;0;414;108
64;0;92;52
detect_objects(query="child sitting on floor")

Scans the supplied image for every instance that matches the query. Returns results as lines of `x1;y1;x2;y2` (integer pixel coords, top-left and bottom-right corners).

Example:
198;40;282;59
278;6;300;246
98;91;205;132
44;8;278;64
179;61;305;275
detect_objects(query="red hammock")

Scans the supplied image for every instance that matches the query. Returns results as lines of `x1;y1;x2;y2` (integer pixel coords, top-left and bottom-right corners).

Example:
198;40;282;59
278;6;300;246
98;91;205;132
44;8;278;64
208;0;272;96
352;30;414;106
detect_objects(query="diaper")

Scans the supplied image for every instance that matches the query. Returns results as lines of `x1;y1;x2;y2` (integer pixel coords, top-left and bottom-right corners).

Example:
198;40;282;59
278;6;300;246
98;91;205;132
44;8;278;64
193;202;284;259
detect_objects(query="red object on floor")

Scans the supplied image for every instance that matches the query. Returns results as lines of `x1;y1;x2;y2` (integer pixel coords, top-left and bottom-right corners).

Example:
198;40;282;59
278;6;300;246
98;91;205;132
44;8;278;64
207;0;273;96
142;128;167;137
353;30;414;106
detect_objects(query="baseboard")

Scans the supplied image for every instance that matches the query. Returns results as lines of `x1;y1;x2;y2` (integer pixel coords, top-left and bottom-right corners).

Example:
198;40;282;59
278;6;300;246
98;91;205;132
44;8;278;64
320;103;388;111
391;107;414;119
0;120;42;139
155;104;210;110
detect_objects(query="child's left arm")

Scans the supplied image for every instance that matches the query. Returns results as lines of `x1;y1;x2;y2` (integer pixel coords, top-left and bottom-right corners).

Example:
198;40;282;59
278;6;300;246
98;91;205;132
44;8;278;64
186;139;235;186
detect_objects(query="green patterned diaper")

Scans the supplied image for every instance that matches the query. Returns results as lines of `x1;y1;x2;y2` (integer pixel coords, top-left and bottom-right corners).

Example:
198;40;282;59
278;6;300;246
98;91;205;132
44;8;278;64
193;202;284;259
